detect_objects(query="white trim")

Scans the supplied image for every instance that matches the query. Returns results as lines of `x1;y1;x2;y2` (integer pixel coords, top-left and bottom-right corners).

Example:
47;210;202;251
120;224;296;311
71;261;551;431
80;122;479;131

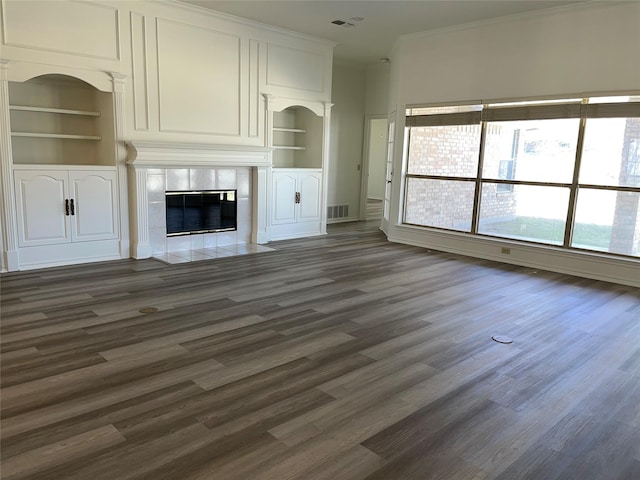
388;223;640;288
168;0;337;48
0;60;19;271
263;94;326;117
397;1;619;45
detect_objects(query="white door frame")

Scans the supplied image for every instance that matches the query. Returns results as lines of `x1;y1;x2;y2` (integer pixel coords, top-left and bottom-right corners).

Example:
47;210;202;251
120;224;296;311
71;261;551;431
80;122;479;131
359;114;388;221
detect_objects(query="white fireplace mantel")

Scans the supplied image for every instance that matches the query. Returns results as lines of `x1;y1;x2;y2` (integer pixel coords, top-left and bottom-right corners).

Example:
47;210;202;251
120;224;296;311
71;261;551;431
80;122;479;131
127;141;273;169
127;141;273;259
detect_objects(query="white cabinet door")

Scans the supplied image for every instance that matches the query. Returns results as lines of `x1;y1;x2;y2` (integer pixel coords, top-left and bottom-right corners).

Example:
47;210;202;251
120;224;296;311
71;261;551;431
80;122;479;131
14;170;70;247
271;168;323;240
298;171;321;222
272;171;297;225
69;170;118;242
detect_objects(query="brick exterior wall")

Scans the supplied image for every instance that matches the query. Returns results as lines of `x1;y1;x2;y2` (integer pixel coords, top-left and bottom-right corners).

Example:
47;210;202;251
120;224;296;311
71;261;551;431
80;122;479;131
610;118;640;255
406;124;517;229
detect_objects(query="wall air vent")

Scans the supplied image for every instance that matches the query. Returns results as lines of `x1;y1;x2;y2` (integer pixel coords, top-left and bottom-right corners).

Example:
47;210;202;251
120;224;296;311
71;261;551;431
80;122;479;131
328;205;349;219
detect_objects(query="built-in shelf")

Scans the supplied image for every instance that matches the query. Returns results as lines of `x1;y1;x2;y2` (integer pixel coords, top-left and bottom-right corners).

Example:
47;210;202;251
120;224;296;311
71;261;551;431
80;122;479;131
274;145;306;151
9;105;101;117
11;132;102;141
273;127;306;133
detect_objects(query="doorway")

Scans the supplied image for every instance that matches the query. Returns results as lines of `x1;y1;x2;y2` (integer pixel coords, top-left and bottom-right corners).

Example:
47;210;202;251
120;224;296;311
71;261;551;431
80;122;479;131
360;116;388;221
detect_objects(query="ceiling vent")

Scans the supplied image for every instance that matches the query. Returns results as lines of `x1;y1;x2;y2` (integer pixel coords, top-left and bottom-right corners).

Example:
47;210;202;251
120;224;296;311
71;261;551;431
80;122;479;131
331;19;355;27
331;17;363;28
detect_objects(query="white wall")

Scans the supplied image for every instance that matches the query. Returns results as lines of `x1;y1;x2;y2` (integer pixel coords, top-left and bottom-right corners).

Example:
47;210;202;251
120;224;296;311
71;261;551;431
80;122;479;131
394;2;640;105
386;2;640;287
365;63;391;116
328;61;366;221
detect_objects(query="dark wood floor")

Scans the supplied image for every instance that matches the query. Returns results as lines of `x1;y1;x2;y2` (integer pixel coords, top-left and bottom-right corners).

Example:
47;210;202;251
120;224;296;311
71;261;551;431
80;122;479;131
1;221;639;480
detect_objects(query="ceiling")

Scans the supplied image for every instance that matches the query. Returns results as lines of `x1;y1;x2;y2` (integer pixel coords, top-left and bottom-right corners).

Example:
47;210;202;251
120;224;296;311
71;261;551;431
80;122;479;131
179;0;586;64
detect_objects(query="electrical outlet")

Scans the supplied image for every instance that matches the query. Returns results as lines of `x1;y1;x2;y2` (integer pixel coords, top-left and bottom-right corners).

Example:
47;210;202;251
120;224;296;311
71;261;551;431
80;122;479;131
501;247;511;255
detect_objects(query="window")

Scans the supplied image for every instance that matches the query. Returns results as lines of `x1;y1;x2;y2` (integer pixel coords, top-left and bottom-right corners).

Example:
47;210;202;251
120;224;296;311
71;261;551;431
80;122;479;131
573;111;640;256
403;96;640;258
404;106;481;233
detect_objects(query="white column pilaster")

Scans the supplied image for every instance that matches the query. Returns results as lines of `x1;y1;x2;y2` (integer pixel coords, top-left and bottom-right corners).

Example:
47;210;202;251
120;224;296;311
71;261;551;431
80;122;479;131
110;72;130;258
0;61;20;271
130;167;151;258
320;101;333;234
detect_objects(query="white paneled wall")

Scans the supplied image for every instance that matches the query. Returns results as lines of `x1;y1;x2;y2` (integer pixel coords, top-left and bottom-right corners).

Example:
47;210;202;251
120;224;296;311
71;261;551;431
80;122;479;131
0;0;334;271
2;1;120;61
156;19;241;136
0;1;334;146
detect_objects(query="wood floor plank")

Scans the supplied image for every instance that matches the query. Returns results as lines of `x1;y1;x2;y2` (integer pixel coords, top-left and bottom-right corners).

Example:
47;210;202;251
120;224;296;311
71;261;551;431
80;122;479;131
2;220;639;479
0;425;126;480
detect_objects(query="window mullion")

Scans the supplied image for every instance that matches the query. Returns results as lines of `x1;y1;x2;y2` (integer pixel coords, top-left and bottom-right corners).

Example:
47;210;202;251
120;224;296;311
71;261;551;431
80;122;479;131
563;104;588;248
402;126;413;224
471;118;488;234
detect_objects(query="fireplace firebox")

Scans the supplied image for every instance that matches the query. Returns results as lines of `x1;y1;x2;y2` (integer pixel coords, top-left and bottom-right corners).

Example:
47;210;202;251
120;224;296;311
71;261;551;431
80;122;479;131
166;190;237;236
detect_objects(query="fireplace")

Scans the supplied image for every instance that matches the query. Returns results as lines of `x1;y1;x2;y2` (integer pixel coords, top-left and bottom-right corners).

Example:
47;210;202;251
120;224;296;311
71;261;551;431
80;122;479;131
127;142;272;259
166;190;237;236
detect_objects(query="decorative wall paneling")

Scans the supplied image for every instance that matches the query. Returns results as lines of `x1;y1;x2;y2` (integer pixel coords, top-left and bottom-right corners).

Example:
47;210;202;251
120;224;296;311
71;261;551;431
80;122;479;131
248;39;260;138
0;0;123;73
0;0;334;271
1;0;120;60
266;44;325;93
129;11;149;131
156;19;241;136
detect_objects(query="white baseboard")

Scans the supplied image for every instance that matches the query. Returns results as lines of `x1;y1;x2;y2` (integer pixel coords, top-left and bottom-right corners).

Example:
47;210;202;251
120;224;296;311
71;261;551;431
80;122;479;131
387;224;640;288
327;216;359;224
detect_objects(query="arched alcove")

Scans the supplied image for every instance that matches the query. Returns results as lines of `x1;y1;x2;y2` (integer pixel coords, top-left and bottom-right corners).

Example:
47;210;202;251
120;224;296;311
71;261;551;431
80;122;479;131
8;73;115;166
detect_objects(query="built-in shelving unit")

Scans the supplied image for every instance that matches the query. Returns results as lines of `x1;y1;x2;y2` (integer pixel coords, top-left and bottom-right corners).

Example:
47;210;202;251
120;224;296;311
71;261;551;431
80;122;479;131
9;105;101;116
6;73;121;271
11;132;102;140
266;98;330;241
272;107;321;168
8;75;115;166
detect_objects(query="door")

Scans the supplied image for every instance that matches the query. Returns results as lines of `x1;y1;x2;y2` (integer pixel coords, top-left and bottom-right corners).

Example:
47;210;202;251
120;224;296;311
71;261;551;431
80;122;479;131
14;170;70;247
272;170;297;225
69;170;118;242
298;171;321;222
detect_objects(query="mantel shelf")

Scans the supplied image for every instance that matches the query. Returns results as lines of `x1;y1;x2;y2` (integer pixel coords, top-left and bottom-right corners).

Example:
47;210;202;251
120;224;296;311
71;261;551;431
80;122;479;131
127;141;273;169
9;105;101;117
11;132;102;141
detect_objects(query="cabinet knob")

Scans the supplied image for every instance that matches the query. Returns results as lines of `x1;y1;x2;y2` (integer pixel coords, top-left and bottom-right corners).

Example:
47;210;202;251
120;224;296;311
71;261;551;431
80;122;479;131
70;198;75;216
65;199;70;216
295;192;301;204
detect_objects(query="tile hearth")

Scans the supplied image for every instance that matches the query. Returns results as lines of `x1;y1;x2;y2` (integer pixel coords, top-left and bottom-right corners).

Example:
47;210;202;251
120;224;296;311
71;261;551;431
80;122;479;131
153;243;274;264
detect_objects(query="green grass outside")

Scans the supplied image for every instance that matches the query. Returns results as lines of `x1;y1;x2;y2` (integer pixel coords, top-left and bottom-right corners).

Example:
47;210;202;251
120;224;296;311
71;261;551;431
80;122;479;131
481;216;612;248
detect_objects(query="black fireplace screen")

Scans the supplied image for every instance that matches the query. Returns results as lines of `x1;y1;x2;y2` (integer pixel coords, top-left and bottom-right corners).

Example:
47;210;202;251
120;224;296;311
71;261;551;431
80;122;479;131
166;190;237;236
